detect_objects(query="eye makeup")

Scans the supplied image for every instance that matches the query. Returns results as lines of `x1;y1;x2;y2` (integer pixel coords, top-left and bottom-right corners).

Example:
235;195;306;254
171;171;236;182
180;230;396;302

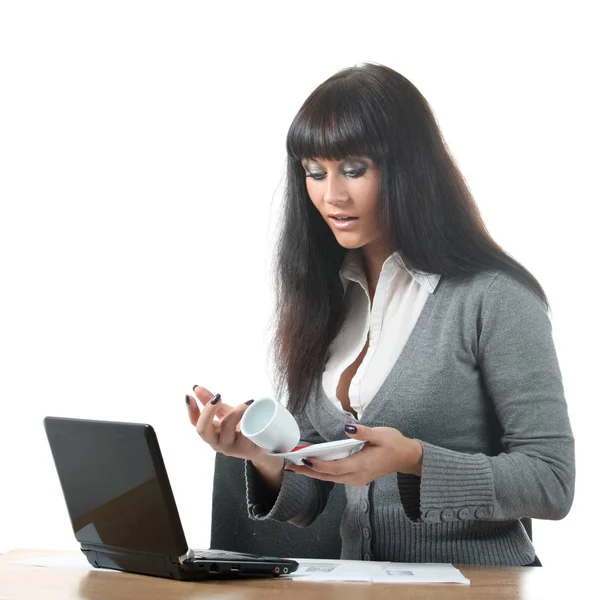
303;157;370;180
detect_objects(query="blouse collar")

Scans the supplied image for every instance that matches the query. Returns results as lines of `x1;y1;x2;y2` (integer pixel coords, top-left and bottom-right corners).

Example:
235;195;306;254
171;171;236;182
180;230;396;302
339;249;441;295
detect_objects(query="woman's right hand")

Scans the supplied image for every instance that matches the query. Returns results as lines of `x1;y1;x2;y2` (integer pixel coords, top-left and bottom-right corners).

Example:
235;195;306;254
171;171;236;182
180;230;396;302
186;385;267;462
187;385;286;496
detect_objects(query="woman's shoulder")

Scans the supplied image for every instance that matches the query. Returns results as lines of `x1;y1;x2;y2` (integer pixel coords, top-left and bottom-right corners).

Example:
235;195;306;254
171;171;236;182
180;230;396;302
441;269;547;313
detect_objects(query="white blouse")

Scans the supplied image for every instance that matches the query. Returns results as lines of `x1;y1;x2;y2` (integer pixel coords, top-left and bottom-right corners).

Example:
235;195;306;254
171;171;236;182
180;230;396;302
322;250;441;420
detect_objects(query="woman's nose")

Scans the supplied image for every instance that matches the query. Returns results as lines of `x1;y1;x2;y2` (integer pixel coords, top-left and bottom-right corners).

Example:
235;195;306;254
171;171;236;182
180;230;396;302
323;174;349;204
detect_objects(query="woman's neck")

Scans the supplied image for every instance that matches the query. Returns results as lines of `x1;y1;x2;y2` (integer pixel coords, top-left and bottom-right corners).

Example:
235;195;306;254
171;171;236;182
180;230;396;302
360;241;395;302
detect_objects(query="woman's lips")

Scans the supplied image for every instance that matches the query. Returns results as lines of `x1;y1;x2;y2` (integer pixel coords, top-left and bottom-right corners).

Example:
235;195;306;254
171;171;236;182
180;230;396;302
330;216;359;229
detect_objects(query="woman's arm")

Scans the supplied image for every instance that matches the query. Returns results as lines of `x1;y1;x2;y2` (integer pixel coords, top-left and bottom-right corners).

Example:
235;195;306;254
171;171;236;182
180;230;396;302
414;271;575;523
245;406;335;527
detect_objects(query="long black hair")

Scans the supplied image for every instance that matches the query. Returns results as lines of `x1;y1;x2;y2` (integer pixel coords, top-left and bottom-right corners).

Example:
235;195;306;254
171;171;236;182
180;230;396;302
269;62;547;414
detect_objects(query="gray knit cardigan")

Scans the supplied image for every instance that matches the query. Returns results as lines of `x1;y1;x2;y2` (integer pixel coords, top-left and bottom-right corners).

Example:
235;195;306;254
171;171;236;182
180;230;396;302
245;270;575;565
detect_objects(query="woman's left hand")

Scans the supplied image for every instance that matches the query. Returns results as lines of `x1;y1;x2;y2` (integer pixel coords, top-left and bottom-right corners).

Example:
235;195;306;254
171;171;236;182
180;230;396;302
284;424;423;486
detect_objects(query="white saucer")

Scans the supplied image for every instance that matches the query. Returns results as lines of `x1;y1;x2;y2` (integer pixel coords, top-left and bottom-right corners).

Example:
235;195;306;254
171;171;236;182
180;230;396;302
269;438;366;465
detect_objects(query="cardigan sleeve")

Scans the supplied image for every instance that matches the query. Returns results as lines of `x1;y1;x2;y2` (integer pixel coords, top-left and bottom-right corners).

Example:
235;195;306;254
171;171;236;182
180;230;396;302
413;271;575;524
245;405;335;527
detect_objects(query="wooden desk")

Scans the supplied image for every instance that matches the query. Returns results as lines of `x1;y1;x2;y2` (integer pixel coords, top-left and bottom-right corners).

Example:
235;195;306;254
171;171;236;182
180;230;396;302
0;549;572;600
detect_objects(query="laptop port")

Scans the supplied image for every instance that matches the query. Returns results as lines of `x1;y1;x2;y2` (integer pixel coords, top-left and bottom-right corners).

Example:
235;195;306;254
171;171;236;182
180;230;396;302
209;563;219;573
230;565;241;573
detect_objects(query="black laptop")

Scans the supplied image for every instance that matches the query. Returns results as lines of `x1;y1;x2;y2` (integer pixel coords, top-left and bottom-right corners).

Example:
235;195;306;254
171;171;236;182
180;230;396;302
43;416;299;581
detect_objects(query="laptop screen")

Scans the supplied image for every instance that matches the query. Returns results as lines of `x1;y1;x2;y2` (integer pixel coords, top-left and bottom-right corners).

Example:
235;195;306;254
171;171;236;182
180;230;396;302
44;417;188;557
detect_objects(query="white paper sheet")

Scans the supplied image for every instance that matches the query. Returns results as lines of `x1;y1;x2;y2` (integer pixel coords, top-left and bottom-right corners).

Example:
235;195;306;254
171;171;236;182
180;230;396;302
371;562;470;584
289;558;381;581
289;558;469;584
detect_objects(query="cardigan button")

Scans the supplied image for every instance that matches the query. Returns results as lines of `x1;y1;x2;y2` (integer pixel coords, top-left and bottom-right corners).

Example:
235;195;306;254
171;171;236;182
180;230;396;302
424;510;439;523
441;509;453;522
360;501;369;512
458;508;471;520
363;527;371;539
363;553;373;561
475;507;489;519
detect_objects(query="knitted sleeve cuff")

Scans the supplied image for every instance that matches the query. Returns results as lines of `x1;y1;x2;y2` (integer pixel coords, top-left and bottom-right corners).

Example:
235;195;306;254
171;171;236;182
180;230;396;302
417;441;497;523
245;460;331;527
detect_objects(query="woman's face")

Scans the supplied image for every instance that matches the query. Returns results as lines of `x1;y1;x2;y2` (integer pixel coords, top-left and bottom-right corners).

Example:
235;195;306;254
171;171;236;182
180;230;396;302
301;155;385;251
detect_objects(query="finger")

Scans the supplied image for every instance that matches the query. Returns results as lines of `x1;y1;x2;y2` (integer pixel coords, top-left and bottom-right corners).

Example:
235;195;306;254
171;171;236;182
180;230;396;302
195;418;219;447
285;463;370;486
284;464;349;484
302;452;365;475
343;423;375;441
192;385;233;419
219;401;253;448
186;394;201;426
195;392;224;446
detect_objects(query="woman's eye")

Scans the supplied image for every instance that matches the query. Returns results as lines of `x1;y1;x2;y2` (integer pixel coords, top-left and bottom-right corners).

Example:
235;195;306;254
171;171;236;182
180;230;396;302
305;168;366;180
344;168;366;178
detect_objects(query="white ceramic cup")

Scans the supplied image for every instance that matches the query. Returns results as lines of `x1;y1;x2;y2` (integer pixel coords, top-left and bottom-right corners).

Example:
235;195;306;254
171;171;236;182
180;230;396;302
239;397;300;453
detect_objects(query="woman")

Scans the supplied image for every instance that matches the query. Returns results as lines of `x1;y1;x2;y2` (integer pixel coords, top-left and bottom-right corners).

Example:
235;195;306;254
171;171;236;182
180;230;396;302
186;63;575;566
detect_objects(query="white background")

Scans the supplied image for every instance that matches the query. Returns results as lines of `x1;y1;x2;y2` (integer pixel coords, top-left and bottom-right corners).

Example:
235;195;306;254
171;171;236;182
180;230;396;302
1;1;598;570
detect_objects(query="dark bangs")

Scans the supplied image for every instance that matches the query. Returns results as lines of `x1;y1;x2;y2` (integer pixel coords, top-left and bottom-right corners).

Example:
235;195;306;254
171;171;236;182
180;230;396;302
285;72;389;162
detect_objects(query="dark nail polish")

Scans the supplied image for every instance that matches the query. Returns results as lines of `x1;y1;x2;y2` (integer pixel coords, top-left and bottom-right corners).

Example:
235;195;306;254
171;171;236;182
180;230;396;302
185;395;190;405
245;399;255;405
302;459;313;468
345;425;357;434
193;385;199;391
210;393;221;405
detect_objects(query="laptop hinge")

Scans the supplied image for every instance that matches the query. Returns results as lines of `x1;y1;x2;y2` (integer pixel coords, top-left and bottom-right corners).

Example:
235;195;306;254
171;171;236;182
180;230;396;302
179;548;195;565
